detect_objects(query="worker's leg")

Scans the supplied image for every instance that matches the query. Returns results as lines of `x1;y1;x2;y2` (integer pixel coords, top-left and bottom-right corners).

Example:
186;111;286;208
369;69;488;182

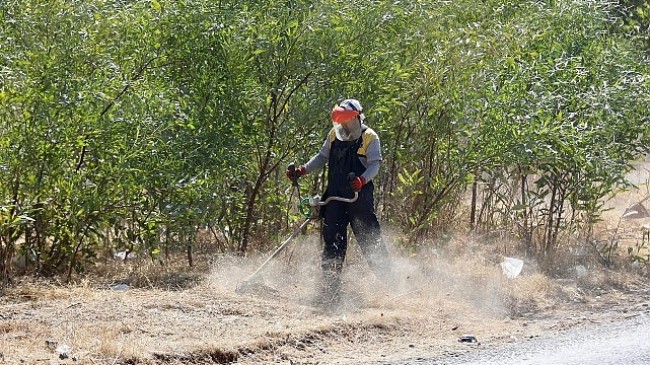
318;200;349;304
349;189;393;283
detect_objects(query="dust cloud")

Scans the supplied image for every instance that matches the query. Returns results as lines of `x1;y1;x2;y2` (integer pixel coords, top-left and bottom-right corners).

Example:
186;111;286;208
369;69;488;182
203;228;534;322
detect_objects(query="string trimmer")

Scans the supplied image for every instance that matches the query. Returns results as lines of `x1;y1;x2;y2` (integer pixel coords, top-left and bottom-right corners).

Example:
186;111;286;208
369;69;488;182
236;166;358;296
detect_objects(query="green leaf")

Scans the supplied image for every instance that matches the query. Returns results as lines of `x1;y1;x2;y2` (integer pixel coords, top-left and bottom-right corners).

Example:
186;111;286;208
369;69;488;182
151;0;162;13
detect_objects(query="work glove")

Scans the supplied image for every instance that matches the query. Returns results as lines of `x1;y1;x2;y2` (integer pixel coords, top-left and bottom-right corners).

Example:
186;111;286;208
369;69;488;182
286;164;306;182
350;176;366;192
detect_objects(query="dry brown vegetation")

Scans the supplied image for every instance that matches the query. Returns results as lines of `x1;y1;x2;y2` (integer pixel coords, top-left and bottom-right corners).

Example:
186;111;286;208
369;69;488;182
2;214;650;365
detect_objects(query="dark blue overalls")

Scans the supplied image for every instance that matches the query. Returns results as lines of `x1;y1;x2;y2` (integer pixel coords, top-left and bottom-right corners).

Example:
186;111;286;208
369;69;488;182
319;128;391;301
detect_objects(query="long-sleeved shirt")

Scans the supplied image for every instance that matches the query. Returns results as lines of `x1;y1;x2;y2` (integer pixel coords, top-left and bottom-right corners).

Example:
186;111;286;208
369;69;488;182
304;126;382;182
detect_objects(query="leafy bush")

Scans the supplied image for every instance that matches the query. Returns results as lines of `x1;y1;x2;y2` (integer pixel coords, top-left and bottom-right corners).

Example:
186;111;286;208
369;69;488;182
0;0;648;282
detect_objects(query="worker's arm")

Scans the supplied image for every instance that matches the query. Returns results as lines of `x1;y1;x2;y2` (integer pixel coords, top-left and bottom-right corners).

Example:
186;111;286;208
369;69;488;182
303;137;330;174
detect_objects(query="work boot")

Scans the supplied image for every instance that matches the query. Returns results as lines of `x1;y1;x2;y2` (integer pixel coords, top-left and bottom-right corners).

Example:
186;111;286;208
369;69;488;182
312;284;341;309
312;262;343;309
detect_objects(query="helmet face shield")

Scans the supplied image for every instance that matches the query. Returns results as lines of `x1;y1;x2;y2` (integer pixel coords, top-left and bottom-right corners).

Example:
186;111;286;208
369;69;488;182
333;119;362;141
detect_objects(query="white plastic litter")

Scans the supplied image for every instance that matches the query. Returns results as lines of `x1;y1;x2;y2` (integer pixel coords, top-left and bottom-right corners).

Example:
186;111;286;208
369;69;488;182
500;257;524;278
55;344;71;358
114;251;137;260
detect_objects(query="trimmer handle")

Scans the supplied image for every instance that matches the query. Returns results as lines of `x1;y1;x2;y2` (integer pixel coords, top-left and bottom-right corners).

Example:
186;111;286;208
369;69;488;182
287;163;300;187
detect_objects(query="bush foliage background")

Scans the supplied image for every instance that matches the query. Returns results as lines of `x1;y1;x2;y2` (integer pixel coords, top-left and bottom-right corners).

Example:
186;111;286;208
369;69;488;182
1;0;649;282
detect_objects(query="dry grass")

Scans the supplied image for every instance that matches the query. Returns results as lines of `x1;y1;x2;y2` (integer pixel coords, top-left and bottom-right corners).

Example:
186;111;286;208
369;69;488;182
2;229;648;365
3;182;650;364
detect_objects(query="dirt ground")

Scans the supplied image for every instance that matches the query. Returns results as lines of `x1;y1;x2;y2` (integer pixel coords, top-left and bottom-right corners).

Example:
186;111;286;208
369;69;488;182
2;177;650;365
2;231;650;365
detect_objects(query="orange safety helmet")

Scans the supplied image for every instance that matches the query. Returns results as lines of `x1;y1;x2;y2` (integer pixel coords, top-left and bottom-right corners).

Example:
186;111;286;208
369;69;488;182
330;99;365;123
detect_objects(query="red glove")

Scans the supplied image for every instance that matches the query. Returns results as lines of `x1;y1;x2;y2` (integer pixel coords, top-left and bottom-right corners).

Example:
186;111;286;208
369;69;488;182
350;176;366;192
286;165;306;182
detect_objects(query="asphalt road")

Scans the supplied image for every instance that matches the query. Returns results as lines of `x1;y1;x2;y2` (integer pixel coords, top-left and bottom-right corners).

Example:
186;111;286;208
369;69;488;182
381;314;650;365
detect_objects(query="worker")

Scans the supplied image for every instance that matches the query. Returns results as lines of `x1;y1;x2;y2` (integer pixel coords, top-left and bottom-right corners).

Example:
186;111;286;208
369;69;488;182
286;98;392;305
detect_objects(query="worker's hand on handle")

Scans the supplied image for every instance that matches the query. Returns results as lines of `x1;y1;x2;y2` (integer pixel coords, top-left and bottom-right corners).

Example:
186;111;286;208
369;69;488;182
286;163;306;185
348;173;366;192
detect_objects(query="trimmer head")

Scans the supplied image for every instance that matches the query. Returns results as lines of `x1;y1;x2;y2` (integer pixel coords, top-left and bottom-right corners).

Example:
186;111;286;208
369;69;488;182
235;279;281;298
